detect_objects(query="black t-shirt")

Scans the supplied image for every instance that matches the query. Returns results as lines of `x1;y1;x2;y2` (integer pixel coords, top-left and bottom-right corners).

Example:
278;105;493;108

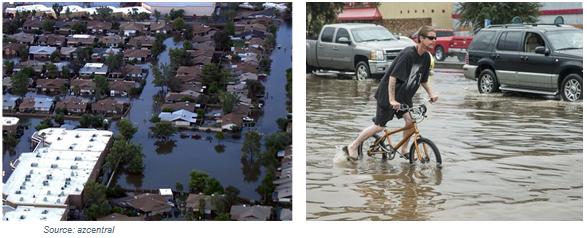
375;46;431;108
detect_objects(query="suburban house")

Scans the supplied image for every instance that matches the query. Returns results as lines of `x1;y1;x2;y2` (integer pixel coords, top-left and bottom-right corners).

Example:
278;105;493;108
165;92;198;103
11;32;35;45
123;194;173;217
161;101;196;112
18;97;36;113
37;34;67;47
91;97;125;114
158;109;198;126
119;22;144;36
239;72;258;82
192;55;213;65
36;78;68;93
192;24;215;36
108;80;135;96
28;46;57;60
124;49;151;63
185;194;216;215
19;97;54;113
240;29;266;40
2;95;19;111
54;21;76;35
232;63;258;76
22;20;44;33
129;36;156;49
226;83;248;100
91;48;121;62
252;16;272;25
192;35;212;43
87;21;113;34
97;213;143;221
67;35;97;47
247;38;265;49
220;113;244;130
79;63;109;78
3;43;27;56
70;79;96;95
229;205;272;221
14;61;44;74
149;23;173;34
99;35;124;48
59;47;77;60
123;64;143;80
54;97;88;113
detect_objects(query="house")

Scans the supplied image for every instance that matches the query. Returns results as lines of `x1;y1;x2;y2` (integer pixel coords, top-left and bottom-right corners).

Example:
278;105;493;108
129;36;156;49
220;113;244;130
14;61;45;74
240;72;258;82
192;56;213;65
165;92;198;103
92;48;121;62
119;22;144;36
123;64;143;80
54;21;76;35
58;47;77;60
97;213;143;221
161;101;196;112
108;81;136;96
240;29;265;40
87;21;112;35
252;16;272;25
2;95;19;111
37;34;67;47
124;194;173;217
28;46;57;60
149;23;173;34
54;97;88;113
3;43;27;56
34;98;54;113
232;63;258;76
176;66;202;84
247;38;265;49
18;97;36;113
185;194;216;215
245;23;267;33
99;35;124;48
79;63;109;77
124;49;151;63
232;104;252;116
192;35;212;43
179;84;205;94
67;35;96;47
230;205;272;221
244;54;259;66
254;8;276;18
158;109;198;126
36;78;68;93
192;24;215;36
91;98;125;114
11;32;36;45
22;20;44;33
70;79;96;95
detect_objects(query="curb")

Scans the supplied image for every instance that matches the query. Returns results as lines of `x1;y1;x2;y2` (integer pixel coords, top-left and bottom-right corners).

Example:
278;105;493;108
435;62;464;69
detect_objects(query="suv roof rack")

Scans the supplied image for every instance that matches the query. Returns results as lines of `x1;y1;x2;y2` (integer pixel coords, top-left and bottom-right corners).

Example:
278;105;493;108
488;23;568;28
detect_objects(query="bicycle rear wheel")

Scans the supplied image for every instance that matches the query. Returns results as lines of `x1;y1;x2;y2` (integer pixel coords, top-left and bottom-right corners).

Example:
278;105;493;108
409;137;442;168
358;134;389;160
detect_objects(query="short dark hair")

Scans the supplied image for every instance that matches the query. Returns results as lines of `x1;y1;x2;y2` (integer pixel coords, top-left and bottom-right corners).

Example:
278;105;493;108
417;26;436;43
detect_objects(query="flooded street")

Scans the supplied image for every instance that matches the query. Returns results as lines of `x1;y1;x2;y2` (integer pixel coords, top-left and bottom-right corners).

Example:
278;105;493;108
305;70;583;220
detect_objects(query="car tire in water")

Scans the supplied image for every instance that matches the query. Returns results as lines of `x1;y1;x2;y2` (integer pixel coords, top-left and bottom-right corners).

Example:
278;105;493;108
477;69;499;93
561;73;583;101
434;46;446;61
409;137;442;168
355;61;371;81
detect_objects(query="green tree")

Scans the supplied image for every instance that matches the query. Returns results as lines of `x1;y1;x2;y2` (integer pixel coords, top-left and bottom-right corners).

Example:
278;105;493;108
286;68;292;100
62;65;71;79
20;47;29;61
214;213;231;221
52;3;63;19
212;30;231;51
45;63;60;78
3;133;21;149
43;19;54;32
152;121;177;141
225;186;240;208
183;24;194;41
215;131;226;145
4;60;15;76
456;2;543;33
306;2;345;38
188;170;209;193
210;192;226;213
150;62;166;92
246;79;265;99
173;18;185;31
65;7;72;19
219;92;239;114
225;21;235;35
11;71;30;100
257;170;276;202
276;118;290;131
204;177;224;195
72;22;87;34
153;9;161;23
164;13;171;24
128;156;145;174
169;8;185;20
92;75;109;100
185;211;194;221
175;182;184;194
241;131;261;161
82;181;106;208
117;118;138;140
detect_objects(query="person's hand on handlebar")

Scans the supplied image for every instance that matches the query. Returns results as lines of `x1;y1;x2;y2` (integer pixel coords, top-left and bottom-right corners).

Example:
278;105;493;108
428;93;438;103
389;100;401;110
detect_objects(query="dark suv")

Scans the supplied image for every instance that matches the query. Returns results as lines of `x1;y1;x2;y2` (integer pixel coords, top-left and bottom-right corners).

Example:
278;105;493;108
463;24;583;101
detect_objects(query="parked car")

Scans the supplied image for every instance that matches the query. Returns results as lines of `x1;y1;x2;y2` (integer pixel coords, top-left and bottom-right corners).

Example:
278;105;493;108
306;23;414;81
411;29;473;61
463;24;583;101
242;117;254;122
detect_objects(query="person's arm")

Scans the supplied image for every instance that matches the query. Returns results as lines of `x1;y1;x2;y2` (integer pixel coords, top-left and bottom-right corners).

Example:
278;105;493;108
421;82;438;102
389;76;400;109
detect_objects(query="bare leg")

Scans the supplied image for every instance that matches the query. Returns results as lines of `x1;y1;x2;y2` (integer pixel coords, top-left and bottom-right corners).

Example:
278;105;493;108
347;124;385;158
401;112;414;154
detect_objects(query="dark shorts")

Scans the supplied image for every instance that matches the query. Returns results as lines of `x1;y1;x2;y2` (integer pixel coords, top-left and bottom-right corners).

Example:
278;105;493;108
374;102;410;127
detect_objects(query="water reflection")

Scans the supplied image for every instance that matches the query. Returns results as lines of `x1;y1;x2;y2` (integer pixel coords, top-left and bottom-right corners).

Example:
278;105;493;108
241;157;261;183
154;140;177;154
214;144;226;153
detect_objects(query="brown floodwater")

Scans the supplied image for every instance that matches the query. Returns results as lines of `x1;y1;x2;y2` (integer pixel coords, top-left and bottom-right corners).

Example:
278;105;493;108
305;70;583;221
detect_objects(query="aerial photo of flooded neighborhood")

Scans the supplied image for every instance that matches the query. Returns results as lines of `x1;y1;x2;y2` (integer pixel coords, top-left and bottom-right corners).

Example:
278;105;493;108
2;2;293;221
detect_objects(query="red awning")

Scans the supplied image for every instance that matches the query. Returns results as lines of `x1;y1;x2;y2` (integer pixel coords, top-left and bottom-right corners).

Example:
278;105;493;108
338;7;382;21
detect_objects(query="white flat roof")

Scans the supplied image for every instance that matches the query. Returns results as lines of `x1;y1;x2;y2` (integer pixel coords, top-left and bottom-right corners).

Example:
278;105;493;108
83;63;105;68
2;117;19;127
3;128;112;210
3;206;66;222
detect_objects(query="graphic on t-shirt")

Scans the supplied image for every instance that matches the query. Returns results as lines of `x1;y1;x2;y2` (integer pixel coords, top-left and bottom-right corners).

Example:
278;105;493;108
404;63;422;93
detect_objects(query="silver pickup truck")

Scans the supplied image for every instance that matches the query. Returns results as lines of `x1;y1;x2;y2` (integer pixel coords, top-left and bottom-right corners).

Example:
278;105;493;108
306;23;414;80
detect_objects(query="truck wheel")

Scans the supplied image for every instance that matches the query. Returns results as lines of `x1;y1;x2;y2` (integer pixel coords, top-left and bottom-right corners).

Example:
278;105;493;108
477;69;499;93
355;61;371;81
435;46;446;61
561;73;582;101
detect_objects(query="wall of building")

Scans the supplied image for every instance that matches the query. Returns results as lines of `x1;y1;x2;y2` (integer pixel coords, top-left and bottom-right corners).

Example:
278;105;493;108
379;2;454;29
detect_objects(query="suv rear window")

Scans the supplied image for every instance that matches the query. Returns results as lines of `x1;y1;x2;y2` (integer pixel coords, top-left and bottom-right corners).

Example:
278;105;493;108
469;31;496;51
496;31;522;51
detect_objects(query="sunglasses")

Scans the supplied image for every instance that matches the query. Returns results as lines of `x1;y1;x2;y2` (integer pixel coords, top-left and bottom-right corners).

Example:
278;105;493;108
422;35;437;41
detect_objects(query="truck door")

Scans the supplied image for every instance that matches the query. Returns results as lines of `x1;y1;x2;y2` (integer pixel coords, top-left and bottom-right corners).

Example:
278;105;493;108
317;27;336;68
493;31;522;86
330;28;353;70
518;32;554;90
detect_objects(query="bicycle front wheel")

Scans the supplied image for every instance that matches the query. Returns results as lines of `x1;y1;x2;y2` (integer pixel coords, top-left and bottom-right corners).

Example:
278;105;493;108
409;137;442;168
358;134;388;160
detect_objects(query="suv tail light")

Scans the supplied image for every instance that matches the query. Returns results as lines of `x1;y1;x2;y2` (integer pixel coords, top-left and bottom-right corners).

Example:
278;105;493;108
465;52;469;65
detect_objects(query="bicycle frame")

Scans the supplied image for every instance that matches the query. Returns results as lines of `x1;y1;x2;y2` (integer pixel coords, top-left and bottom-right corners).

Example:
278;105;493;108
367;119;429;163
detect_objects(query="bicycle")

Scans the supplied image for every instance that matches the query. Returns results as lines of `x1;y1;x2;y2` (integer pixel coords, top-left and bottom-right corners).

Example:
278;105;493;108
357;102;442;168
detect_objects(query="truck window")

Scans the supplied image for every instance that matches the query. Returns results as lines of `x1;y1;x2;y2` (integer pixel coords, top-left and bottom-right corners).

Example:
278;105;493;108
469;31;496;51
437;31;452;37
335;28;350;43
496;31;522;51
321;27;335;43
524;32;545;53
